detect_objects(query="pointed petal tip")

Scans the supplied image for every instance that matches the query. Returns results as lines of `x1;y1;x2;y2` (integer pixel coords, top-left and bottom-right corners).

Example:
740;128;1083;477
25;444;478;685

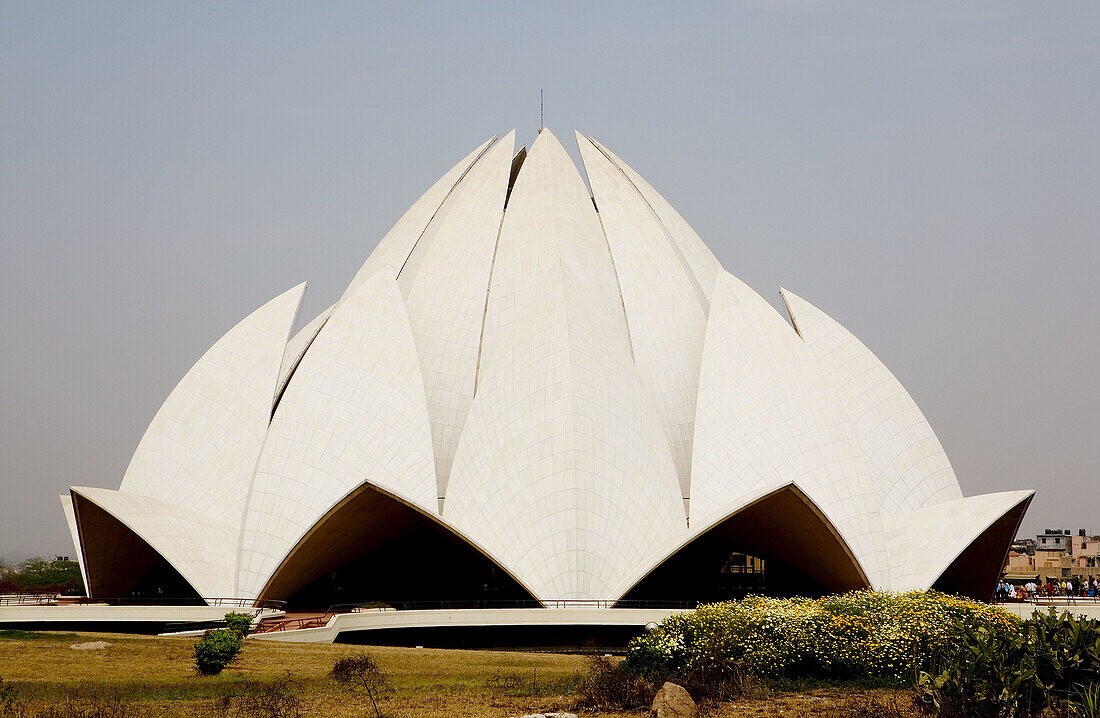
532;126;561;147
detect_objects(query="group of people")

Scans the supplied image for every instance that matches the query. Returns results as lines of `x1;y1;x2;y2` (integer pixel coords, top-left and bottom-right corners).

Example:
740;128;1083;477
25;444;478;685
995;576;1100;601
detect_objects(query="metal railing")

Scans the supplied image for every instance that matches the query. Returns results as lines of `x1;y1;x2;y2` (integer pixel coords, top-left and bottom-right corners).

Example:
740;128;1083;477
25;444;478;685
0;592;61;606
253;615;333;633
1025;595;1100;606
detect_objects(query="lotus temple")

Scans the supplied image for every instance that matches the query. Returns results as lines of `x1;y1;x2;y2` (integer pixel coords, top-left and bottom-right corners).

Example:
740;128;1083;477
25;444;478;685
54;128;1032;635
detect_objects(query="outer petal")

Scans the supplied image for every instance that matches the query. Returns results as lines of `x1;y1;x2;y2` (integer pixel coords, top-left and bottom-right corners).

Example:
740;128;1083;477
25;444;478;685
885;490;1034;596
578;133;708;509
58;494;89;595
397;132;514;501
780;289;964;515
691;271;888;586
235;270;436;599
445;264;686;601
587;137;722;301
343;136;496;295
71;487;238;600
119;283;306;526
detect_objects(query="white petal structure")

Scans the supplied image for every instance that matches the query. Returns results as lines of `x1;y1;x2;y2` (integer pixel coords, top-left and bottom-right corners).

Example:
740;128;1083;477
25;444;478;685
780;289;965;516
70;487;238;599
118;283;305;527
58;495;89;594
343;137;496;297
276;303;335;404
885;491;1034;592
690;271;889;587
235;270;437;599
65;130;1032;607
398;132;515;501
445;263;686;600
578;134;708;512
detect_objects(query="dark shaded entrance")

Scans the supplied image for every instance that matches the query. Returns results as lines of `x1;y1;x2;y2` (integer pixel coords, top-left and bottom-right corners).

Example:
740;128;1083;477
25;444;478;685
620;484;869;603
259;483;537;610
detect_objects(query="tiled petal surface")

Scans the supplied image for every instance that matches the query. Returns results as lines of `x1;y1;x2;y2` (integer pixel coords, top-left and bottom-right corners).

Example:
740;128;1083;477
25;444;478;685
579;134;707;507
691;271;888;587
588;137;722;303
120;283;305;527
781;289;964;516
446;264;686;601
399;132;514;501
236;270;436;599
343;137;495;295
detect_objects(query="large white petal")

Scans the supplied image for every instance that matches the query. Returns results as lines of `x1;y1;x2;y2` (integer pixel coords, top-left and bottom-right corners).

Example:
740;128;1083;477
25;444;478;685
578;133;708;508
446;264;686;601
236;270;436;599
119;283;306;527
781;289;964;515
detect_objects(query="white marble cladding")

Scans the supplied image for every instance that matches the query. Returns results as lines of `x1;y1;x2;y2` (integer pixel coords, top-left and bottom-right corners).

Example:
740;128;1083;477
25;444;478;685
66;129;1032;604
118;283;305;527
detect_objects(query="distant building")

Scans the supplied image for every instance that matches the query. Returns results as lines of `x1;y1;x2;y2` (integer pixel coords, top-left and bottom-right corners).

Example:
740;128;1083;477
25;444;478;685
1003;528;1100;584
1037;529;1072;552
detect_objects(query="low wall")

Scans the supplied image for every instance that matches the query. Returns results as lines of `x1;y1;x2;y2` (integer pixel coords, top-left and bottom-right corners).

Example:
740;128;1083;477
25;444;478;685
0;604;282;634
253;607;688;645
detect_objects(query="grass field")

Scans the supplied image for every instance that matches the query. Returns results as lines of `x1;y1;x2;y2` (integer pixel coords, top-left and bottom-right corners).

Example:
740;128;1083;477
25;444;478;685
0;630;921;717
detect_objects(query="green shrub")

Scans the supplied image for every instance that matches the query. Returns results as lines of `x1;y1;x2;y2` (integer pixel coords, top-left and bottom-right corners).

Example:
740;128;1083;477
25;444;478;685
223;612;253;637
917;609;1100;718
624;591;1018;683
194;629;243;676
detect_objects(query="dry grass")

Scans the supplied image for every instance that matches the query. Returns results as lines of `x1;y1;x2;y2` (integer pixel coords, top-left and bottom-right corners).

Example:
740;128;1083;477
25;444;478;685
0;630;921;717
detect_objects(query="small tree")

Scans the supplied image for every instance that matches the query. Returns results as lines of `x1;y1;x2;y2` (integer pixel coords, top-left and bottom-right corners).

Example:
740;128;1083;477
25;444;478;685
235;673;303;718
330;653;394;717
194;629;243;675
224;611;253;637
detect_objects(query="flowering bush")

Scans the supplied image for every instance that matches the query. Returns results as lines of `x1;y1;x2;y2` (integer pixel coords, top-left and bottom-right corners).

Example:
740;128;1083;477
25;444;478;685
624;590;1018;682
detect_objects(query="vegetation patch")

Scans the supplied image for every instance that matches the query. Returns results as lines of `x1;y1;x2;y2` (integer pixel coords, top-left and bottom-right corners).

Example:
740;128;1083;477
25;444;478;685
624;590;1017;683
917;608;1100;718
0;558;84;596
0;631;86;643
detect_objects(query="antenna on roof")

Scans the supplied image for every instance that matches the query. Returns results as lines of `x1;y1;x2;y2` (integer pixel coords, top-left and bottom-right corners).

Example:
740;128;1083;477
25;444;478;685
539;89;543;133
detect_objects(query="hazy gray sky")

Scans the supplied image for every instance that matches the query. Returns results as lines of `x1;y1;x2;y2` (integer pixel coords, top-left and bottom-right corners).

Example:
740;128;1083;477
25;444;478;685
1;1;1097;559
